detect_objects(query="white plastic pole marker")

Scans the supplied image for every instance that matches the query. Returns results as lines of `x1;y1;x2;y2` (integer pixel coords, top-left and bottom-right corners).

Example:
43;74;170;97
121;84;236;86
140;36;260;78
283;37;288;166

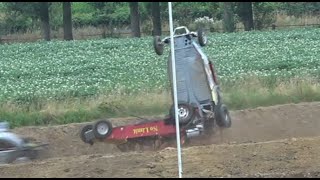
168;2;183;178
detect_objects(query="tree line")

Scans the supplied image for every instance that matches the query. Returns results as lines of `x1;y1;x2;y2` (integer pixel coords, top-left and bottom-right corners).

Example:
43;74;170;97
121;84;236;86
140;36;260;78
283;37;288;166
0;2;319;41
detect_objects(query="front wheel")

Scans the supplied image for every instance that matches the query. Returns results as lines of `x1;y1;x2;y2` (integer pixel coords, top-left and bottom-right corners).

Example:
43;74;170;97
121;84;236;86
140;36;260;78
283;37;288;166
169;102;195;124
215;104;232;128
197;28;207;47
80;124;94;144
153;36;164;55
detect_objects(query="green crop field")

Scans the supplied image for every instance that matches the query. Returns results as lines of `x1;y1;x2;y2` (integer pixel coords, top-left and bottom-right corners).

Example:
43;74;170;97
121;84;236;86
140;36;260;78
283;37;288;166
1;27;320;103
1;27;320;127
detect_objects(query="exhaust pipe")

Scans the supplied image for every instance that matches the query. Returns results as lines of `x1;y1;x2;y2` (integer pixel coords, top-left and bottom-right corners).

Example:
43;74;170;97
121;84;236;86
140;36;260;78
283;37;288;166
186;128;200;138
186;124;203;138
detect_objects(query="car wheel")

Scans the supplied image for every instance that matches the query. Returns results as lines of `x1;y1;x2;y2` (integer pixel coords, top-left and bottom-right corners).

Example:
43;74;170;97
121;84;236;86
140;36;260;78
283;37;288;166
215;104;232;128
197;28;207;47
80;124;93;144
153;36;164;55
170;102;194;124
93;120;113;140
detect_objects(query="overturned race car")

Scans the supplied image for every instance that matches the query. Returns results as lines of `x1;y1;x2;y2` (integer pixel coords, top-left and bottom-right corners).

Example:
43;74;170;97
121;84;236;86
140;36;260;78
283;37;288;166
80;26;232;152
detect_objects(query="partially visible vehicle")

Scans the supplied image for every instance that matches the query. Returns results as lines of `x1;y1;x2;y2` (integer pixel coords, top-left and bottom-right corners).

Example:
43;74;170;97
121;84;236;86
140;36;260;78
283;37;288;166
0;121;48;164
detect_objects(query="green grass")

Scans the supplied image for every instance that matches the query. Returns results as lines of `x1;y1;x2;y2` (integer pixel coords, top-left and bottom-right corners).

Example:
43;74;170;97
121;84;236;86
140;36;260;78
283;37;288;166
2;76;320;128
1;27;320;128
222;76;320;110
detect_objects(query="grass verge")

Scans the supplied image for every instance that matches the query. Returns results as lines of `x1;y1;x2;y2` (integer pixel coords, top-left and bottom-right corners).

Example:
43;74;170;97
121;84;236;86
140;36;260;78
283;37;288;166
1;76;320;128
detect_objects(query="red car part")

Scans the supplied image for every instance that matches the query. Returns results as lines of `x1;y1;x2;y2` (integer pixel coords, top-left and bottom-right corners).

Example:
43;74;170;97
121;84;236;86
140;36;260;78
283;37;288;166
106;120;181;141
82;118;188;152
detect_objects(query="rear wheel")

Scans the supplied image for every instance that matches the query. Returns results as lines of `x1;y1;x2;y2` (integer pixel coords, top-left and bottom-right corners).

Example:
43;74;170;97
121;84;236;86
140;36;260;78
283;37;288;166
215;104;232;128
93;120;113;140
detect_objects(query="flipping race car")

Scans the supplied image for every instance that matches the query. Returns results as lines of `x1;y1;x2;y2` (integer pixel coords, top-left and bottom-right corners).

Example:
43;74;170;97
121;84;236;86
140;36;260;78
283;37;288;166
80;26;232;152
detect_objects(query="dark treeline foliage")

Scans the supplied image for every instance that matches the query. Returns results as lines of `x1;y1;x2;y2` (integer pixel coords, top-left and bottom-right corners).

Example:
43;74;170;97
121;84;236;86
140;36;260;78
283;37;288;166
0;2;319;40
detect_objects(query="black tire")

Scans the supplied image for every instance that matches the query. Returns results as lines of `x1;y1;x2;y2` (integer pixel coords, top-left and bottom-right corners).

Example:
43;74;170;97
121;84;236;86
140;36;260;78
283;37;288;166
153;36;164;55
197;28;207;47
93;120;113;140
204;117;215;135
169;102;194;124
215;104;232;128
80;124;93;144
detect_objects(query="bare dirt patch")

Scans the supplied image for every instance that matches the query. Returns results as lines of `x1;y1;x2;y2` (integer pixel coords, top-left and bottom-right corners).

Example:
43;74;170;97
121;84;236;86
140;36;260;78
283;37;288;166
1;102;320;178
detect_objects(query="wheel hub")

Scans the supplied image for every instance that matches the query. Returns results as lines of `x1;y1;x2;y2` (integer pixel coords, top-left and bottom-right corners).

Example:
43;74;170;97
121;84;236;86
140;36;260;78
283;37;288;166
178;107;189;119
97;123;109;135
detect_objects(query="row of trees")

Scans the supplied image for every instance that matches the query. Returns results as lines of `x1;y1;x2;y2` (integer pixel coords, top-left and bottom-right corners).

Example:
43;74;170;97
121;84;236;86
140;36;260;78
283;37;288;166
0;2;319;41
0;2;163;40
1;2;73;41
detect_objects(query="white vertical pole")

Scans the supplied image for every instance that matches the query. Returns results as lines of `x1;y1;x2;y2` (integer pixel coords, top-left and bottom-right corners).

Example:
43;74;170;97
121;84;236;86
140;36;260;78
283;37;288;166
168;2;183;178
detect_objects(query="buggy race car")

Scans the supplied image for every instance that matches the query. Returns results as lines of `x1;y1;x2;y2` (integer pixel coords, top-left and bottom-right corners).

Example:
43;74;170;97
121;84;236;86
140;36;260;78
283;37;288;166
0;121;48;164
80;26;232;152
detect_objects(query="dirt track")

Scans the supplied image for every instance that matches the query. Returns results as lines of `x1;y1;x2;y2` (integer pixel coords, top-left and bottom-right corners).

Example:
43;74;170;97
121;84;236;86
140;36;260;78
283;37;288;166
1;102;320;178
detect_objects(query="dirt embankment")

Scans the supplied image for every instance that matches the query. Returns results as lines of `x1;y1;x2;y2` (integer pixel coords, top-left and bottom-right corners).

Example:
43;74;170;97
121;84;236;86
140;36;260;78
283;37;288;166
1;102;320;178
